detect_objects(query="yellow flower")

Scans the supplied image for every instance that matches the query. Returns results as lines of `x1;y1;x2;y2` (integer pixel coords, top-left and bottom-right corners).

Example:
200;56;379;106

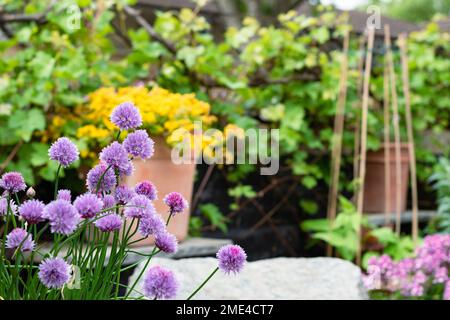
79;85;221;151
76;125;110;139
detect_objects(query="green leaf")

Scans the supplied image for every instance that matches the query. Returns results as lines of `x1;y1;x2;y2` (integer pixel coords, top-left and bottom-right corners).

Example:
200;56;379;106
8;109;46;142
30;143;49;167
301;219;329;232
370;227;397;245
228;185;257;199
302;176;317;189
300;199;319;215
28;52;55;79
199;203;228;233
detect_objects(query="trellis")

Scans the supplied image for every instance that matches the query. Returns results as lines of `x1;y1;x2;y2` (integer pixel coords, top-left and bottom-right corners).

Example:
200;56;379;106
326;26;419;265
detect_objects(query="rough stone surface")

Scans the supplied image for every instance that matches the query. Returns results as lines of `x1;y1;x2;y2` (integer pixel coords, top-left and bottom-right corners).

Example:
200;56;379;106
128;257;368;300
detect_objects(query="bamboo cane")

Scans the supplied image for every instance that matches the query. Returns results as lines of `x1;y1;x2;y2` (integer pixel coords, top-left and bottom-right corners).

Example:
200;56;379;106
353;36;366;204
326;30;350;257
383;47;392;226
356;27;375;266
399;33;419;243
385;25;403;236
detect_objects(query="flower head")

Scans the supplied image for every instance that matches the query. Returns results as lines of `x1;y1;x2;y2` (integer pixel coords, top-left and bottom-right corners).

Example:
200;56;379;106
6;228;34;252
139;214;166;237
0;197;17;216
102;194;116;210
57;189;72;202
110;101;142;131
48;137;79;167
123;130;154;159
19;199;45;224
38;258;71;289
124;195;155;219
43;199;80;235
217;244;247;274
99;142;130;174
163;192;188;215
74;193;103;219
86;162;116;193
95;214;123;232
143;265;178;300
114;185;136;204
155;232;178;253
135;181;157;201
0;172;26;193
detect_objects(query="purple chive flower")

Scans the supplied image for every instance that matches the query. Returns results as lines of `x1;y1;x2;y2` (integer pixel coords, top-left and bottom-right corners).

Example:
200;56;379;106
0;172;26;193
38;257;71;289
74;193;103;219
155;232;178;253
95;214;123;232
19;199;45;224
43;199;80;235
86;162;116;193
0;197;17;216
110;101;142;131
139;214;166;238
102;194;116;210
135;181;157;201
6;228;34;252
114;185;136;204
143;265;178;300
48;137;79;167
217;244;247;274
163;192;188;215
123;130;154;159
57;189;72;202
124;195;155;219
120;160;134;177
99;142;130;174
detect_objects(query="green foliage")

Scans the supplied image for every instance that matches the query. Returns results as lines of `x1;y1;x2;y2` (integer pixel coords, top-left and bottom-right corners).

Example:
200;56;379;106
366;227;415;261
1;4;449;236
301;196;367;261
228;185;257;199
428;157;450;232
365;0;450;23
189;203;228;235
0;0;142;184
302;197;416;262
199;203;228;233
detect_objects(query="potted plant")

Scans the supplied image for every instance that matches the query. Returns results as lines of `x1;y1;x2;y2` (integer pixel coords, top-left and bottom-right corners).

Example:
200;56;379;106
75;85;219;245
363;143;410;214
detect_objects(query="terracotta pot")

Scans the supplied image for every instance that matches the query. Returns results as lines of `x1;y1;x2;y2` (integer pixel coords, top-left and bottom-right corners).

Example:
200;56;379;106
363;143;410;213
123;137;196;246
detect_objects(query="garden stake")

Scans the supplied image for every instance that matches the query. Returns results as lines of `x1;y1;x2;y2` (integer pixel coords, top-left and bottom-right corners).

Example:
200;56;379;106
383;47;392;227
385;24;403;236
399;33;419;243
356;27;375;266
326;30;350;257
353;35;366;203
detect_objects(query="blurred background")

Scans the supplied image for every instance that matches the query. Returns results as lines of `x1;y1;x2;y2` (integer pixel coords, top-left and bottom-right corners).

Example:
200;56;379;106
0;0;449;262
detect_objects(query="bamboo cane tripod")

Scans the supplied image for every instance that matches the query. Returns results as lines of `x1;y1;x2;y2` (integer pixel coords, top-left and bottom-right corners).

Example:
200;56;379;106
326;25;420;264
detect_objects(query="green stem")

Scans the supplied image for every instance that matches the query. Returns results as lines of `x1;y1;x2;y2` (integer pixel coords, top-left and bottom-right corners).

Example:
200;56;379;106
186;267;219;300
124;212;172;299
54;164;62;200
95;164;113;194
